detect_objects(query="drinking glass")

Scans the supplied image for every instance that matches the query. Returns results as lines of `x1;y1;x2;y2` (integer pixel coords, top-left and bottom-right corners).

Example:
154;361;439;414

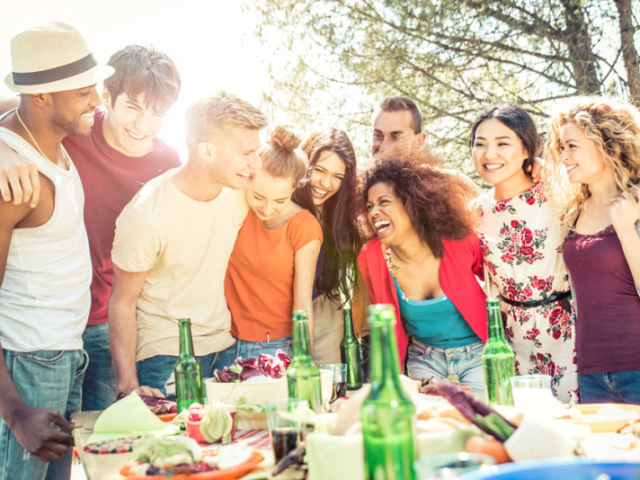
414;452;497;479
510;374;555;413
320;363;347;402
264;398;308;464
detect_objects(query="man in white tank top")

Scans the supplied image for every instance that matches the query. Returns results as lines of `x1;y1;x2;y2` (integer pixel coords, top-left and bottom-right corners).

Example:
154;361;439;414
0;23;113;480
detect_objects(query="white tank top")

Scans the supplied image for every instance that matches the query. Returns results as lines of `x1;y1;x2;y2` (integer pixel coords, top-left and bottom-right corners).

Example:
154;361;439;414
0;127;90;352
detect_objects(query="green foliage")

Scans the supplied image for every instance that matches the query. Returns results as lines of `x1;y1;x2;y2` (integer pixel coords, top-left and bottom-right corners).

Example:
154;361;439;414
250;0;640;174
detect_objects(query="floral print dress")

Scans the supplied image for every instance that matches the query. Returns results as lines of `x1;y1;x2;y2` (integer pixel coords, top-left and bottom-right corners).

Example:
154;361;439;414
473;183;578;402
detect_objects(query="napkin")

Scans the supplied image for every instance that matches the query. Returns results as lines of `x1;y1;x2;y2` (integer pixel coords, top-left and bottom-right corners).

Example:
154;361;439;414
88;392;179;443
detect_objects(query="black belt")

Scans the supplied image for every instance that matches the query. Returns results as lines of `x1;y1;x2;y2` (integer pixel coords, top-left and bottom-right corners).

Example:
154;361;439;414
498;290;571;309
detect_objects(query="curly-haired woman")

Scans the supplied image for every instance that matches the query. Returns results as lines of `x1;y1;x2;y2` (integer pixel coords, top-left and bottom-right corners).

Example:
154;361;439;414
293;128;363;364
357;158;487;391
470;104;578;403
545;97;640;404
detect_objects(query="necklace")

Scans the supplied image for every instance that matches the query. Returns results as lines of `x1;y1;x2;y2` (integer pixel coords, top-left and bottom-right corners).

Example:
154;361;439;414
384;244;400;271
15;109;69;169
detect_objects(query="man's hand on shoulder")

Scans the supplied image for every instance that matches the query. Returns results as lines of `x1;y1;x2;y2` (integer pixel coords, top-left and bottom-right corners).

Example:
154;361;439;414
7;404;75;462
0;140;40;207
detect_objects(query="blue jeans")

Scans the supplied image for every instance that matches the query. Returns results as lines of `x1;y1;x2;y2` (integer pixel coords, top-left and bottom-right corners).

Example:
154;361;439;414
0;349;88;480
136;352;217;399
82;323;116;411
406;339;485;392
579;370;640;404
218;335;293;363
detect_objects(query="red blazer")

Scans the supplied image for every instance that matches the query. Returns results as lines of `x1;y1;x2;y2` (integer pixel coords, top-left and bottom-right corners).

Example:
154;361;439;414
357;235;488;368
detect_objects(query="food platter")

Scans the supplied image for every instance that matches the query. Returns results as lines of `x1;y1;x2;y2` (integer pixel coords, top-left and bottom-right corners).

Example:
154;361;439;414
119;451;264;480
569;404;640;433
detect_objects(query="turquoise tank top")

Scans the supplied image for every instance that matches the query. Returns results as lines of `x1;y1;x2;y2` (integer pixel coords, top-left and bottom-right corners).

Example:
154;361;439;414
393;276;481;348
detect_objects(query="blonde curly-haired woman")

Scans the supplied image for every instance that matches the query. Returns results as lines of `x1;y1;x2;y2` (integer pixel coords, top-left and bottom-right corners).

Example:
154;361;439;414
545;96;640;404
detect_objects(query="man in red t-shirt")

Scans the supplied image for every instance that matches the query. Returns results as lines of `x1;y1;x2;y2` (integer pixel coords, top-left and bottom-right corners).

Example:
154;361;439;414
0;45;181;410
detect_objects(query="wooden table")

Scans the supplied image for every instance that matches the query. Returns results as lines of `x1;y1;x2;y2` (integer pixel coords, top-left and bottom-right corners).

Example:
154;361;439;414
71;411;303;480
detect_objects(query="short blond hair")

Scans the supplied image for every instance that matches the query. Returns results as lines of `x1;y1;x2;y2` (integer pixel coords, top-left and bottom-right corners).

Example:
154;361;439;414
545;96;640;233
184;91;267;152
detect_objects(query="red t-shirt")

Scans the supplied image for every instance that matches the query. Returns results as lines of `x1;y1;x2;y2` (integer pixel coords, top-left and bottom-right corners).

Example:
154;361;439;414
63;108;181;326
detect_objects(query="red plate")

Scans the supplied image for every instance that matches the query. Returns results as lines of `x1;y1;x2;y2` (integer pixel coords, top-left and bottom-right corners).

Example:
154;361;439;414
119;451;264;479
157;413;177;423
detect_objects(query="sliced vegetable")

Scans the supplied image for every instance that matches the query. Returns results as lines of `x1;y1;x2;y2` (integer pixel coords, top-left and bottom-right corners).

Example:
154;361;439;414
213;351;292;383
432;379;517;441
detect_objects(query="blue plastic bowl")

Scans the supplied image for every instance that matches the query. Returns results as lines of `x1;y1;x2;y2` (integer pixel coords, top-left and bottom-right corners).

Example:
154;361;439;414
459;458;640;480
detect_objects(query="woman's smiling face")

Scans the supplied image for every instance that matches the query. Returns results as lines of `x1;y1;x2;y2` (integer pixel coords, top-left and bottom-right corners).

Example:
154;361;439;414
366;182;414;245
309;151;346;208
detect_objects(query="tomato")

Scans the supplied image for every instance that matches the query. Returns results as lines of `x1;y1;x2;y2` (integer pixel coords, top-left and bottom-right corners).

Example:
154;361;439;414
465;436;511;464
188;403;204;422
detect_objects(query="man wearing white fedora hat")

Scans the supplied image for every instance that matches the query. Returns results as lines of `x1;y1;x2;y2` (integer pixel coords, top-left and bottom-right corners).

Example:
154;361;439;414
0;22;113;480
0;44;182;411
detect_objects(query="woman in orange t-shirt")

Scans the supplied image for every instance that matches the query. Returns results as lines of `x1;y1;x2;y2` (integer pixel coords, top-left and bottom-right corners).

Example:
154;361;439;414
223;125;323;360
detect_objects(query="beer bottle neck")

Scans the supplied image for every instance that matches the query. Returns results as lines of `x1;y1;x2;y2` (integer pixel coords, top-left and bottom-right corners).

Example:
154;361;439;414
292;318;313;360
342;309;356;341
487;305;507;342
369;316;402;389
178;319;195;357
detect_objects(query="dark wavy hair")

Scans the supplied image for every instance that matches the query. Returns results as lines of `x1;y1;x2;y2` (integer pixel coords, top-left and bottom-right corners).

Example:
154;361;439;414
359;157;475;258
293;128;362;304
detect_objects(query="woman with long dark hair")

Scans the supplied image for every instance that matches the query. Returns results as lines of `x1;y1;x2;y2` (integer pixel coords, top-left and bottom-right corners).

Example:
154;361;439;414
293;128;363;364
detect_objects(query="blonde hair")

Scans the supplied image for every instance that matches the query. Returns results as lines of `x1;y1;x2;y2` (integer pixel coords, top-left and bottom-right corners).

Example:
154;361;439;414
544;96;640;234
184;91;267;153
259;124;309;187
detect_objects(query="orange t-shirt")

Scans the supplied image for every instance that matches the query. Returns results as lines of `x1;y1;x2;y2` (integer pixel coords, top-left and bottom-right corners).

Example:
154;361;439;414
225;209;322;342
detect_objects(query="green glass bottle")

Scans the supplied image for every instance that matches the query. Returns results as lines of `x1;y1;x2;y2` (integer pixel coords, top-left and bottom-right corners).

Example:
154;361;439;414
340;307;362;390
361;304;416;480
287;310;323;412
174;318;204;413
482;298;515;407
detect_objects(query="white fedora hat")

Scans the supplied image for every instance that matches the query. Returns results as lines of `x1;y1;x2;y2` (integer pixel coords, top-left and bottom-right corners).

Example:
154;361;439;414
4;22;114;94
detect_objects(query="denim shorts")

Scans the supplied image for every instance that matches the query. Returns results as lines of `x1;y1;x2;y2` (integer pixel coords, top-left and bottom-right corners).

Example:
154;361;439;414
406;339;485;392
82;323;116;411
136;352;217;398
579;370;640;404
219;335;293;362
0;348;88;480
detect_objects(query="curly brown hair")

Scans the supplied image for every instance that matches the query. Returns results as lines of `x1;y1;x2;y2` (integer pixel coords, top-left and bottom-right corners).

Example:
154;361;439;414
359;157;476;258
545;96;640;233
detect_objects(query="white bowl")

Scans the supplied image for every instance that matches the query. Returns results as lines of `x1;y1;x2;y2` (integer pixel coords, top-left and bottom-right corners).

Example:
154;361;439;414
205;370;333;428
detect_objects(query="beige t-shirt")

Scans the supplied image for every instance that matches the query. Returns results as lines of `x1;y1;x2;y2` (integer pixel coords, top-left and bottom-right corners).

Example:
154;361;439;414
112;172;248;361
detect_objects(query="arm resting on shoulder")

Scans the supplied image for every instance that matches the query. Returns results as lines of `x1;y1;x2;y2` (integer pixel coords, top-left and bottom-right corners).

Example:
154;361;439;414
610;191;640;294
109;265;164;398
292;238;322;351
0;126;41;207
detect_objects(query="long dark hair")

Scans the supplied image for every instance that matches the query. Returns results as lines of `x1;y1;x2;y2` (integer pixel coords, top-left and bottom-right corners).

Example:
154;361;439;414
293;128;362;304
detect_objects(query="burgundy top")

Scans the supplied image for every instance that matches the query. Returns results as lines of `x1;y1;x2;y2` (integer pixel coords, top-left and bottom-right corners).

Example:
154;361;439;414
63;108;181;326
563;225;640;375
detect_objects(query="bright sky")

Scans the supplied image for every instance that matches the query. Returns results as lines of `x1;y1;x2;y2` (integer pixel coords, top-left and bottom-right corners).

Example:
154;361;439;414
0;0;268;157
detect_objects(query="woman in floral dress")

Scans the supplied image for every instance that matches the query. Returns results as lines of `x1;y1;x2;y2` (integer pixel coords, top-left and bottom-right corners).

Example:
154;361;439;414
470;104;578;402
